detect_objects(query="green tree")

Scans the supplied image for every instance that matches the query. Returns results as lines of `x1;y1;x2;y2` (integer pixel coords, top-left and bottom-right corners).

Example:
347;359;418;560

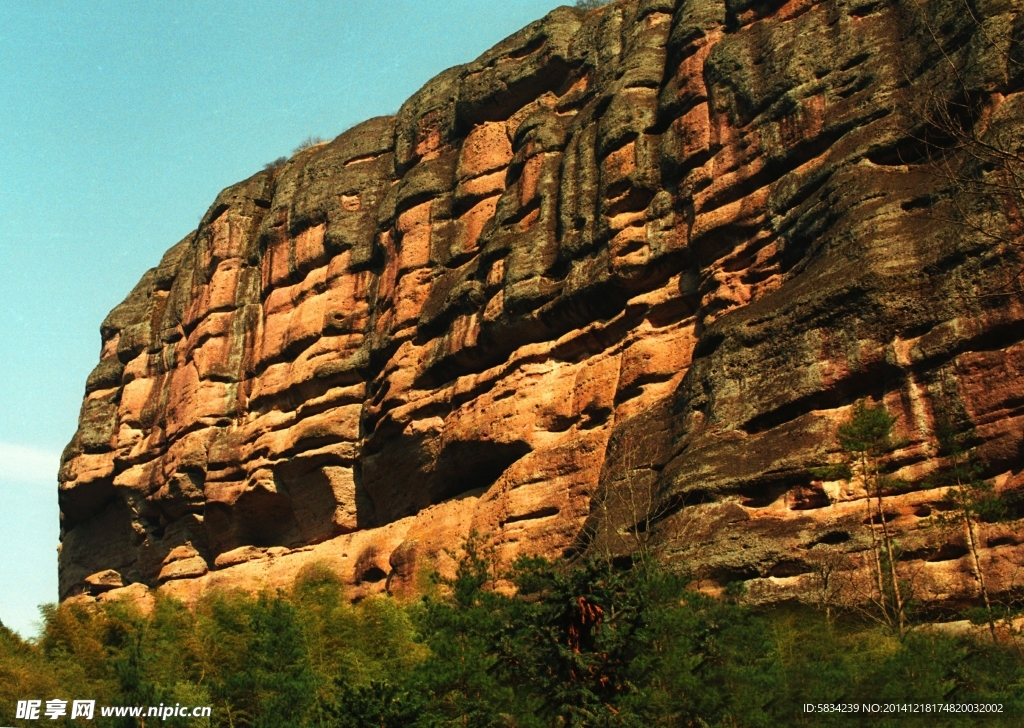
10;543;1024;727
231;595;314;728
836;399;909;636
933;413;1000;640
411;538;779;726
290;563;424;727
410;534;519;727
322;679;423;728
500;555;657;726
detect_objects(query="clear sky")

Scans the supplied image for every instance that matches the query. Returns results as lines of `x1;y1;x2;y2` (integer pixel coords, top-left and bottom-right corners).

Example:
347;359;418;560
0;0;567;638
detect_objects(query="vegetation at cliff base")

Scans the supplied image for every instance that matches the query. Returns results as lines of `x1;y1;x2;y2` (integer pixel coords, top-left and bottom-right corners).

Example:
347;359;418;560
3;543;1024;727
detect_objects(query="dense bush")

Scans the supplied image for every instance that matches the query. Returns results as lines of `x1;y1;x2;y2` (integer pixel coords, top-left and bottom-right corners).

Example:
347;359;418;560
2;544;1023;727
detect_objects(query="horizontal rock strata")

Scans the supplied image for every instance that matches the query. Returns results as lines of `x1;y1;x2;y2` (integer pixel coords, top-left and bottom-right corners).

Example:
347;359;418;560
61;0;1024;608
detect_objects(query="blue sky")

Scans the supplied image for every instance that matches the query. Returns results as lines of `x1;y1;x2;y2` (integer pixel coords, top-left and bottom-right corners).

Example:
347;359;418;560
0;0;566;638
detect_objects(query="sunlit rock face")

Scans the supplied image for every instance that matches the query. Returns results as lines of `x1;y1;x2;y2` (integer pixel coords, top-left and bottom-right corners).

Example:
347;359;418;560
60;0;1024;607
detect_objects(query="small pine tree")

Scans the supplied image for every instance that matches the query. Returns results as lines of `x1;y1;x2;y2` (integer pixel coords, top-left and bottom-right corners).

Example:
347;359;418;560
402;533;518;724
933;413;999;641
836;399;910;636
240;595;315;728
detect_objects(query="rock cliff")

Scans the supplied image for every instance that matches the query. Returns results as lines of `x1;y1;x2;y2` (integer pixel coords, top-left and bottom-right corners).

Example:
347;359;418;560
60;0;1024;609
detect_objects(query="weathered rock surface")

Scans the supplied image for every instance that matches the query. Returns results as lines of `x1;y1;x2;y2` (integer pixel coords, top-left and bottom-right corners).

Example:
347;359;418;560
83;569;123;594
60;0;1024;609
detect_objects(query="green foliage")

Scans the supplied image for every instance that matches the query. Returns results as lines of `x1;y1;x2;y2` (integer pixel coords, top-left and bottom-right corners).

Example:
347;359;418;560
410;537;518;725
809;463;853;481
402;538;781;726
228;595;314;727
0;620;63;726
928;409;1008;639
832;399;912;634
322;679;422;727
575;0;610;9
773;608;1024;727
929;413;1022;524
2;547;1024;727
502;555;665;722
837;399;899;457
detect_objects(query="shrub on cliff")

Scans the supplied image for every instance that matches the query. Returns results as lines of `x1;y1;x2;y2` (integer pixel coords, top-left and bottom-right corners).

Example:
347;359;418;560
292;135;325;153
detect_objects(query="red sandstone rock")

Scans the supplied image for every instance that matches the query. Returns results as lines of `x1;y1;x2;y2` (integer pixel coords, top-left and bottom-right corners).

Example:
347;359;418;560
84;569;123;594
100;583;156;615
58;0;1024;611
214;545;267;568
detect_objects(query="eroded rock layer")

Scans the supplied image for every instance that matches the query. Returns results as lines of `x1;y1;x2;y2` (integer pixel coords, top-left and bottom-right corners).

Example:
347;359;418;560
61;0;1024;607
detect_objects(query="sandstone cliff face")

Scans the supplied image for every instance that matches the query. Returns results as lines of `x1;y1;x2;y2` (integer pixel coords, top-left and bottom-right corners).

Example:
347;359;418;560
61;0;1024;607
